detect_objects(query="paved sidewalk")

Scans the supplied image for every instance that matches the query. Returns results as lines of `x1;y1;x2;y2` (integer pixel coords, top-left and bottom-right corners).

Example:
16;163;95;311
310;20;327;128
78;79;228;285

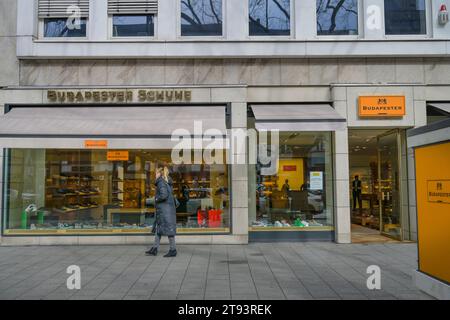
0;243;433;300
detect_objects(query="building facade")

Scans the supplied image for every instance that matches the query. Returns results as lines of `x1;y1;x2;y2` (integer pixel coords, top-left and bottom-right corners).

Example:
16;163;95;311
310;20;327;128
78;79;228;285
1;0;450;246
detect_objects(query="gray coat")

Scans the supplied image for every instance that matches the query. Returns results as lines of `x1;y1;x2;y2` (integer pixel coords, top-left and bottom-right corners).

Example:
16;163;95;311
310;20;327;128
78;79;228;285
154;177;177;236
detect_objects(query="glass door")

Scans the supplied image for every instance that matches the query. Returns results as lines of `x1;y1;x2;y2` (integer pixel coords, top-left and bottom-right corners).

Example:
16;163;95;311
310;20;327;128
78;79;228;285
377;130;402;240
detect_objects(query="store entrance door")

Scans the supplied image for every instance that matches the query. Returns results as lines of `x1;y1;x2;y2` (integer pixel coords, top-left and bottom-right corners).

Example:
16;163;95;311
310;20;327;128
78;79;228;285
377;130;402;240
349;129;404;243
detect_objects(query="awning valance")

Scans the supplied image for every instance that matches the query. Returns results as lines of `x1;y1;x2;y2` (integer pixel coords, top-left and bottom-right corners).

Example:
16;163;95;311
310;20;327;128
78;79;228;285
251;104;346;131
427;103;450;115
0;106;227;149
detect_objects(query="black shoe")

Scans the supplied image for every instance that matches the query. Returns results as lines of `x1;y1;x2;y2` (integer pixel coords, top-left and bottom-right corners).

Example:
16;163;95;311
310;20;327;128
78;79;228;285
163;249;177;258
145;247;158;256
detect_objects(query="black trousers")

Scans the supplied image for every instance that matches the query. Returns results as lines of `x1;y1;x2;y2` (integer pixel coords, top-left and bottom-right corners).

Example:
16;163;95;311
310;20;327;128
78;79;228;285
353;191;362;210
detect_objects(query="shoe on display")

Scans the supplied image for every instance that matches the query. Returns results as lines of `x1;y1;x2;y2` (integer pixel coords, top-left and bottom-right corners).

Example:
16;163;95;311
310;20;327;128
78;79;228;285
274;221;283;227
301;220;310;227
163;249;177;258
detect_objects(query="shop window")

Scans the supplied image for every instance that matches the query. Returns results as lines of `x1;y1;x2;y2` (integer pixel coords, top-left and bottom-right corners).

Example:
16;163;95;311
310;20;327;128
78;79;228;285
112;15;155;37
249;132;334;231
249;0;291;36
43;17;87;38
181;0;223;36
316;0;358;36
384;0;427;35
3;149;230;235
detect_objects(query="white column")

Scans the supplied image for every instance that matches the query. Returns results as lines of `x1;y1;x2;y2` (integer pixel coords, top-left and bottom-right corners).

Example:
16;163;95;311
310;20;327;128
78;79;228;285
17;0;37;37
431;0;450;39
332;87;351;244
295;0;316;40
89;0;108;40
226;0;248;40
363;0;385;39
158;0;177;40
230;101;249;237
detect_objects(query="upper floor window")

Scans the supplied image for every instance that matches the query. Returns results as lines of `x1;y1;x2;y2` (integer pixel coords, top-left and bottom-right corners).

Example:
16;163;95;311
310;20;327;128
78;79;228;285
44;18;87;37
249;0;291;36
39;0;89;38
384;0;427;35
112;15;155;37
181;0;223;36
109;0;157;37
316;0;358;36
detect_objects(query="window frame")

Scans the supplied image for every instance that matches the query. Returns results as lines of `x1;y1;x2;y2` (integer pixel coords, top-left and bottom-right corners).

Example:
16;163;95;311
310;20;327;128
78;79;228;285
246;0;295;40
108;14;158;40
383;0;432;39
315;0;363;39
178;0;226;40
38;17;89;40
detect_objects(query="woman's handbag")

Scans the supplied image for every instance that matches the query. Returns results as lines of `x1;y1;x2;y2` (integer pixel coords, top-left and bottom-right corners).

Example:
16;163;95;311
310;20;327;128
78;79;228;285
174;197;180;209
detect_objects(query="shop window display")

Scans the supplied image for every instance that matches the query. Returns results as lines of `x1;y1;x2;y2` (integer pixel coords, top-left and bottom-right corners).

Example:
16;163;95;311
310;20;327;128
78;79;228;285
3;149;230;235
249;132;334;231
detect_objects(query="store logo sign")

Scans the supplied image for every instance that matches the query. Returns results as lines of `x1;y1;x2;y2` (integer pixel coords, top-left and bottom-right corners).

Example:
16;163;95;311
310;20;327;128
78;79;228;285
85;140;108;148
427;180;450;204
47;89;192;104
107;151;129;161
359;96;406;117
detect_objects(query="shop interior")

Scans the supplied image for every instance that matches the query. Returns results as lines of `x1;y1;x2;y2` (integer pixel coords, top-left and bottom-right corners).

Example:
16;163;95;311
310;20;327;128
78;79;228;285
348;129;403;242
5;149;229;234
250;131;334;231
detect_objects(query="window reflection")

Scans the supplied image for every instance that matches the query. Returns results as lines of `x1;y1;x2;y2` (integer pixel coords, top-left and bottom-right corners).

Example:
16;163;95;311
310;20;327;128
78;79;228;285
44;18;87;37
249;0;290;36
316;0;358;36
385;0;427;35
112;15;155;37
181;0;223;36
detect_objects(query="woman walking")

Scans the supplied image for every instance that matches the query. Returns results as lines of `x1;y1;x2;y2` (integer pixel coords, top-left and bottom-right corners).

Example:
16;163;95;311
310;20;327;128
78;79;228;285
145;167;177;257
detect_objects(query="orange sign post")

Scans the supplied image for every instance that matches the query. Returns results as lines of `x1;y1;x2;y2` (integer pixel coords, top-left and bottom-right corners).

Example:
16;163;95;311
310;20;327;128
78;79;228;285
359;96;406;117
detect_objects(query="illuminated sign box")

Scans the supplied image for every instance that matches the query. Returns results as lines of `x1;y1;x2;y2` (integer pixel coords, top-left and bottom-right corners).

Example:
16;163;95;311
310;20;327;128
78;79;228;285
359;96;406;117
84;140;108;148
107;151;129;161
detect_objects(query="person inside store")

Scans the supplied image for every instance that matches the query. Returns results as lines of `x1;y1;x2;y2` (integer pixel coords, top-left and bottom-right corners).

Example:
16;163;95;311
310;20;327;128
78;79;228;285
281;179;290;198
145;167;177;257
352;175;362;211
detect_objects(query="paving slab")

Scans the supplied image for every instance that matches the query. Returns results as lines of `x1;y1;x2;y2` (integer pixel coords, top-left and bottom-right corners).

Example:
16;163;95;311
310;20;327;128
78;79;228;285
0;243;434;300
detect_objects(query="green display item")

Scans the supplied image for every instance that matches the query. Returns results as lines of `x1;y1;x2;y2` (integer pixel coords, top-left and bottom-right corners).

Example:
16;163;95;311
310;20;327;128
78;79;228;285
294;218;304;227
21;211;28;229
37;211;44;225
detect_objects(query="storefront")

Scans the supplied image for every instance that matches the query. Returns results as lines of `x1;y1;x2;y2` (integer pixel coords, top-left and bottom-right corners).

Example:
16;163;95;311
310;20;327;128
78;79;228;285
407;118;450;300
0;90;238;244
247;104;345;242
0;84;437;245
